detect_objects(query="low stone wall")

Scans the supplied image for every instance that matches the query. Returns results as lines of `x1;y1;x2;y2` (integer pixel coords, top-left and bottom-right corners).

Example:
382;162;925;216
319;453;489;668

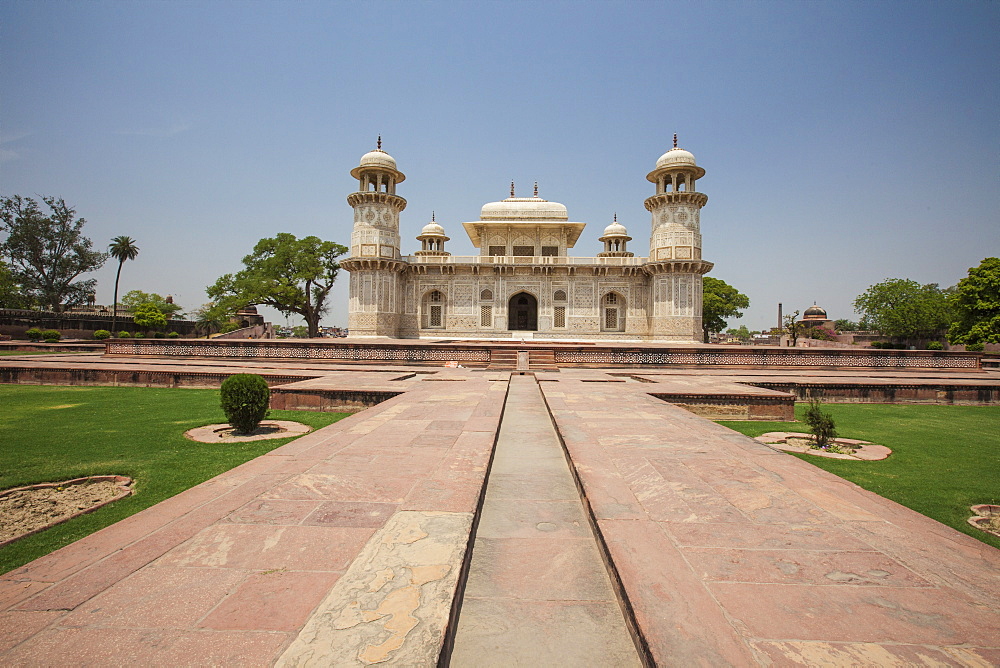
650;393;795;421
269;388;402;412
0;308;198;339
102;339;981;370
0;366;309;389
748;382;1000;405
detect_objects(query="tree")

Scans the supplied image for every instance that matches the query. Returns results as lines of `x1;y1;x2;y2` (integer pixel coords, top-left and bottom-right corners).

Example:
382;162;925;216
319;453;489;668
834;318;860;332
132;303;167;332
783;310;803;347
948;257;1000;345
702;276;750;343
853;278;952;340
108;236;139;334
207;233;348;338
192;302;230;338
0;260;33;309
121;290;183;317
0;195;107;311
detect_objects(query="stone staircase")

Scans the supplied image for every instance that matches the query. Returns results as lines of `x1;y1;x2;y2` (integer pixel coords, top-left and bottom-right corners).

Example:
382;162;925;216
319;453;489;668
486;348;559;371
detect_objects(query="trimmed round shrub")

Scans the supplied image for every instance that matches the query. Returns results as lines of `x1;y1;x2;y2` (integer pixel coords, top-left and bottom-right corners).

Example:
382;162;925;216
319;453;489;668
41;329;60;342
154;331;166;339
117;331;132;338
133;333;145;339
966;342;985;352
220;374;271;434
94;329;112;340
25;327;43;342
43;337;59;343
926;341;944;350
870;341;884;349
167;331;180;338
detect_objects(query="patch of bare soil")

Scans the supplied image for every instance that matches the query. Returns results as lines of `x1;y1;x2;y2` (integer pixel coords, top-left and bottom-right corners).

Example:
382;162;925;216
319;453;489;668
0;476;133;546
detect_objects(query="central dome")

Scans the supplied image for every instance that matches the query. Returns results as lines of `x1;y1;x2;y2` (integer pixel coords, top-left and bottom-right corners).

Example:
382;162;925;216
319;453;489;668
480;196;569;222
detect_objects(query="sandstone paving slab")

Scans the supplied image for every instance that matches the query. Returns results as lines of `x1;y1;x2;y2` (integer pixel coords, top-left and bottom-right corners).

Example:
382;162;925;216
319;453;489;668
450;598;642;668
155;524;376;571
2;626;291;667
750;640;1000;667
710;582;1000;645
474;498;590;540
59;565;247;629
0;610;63;652
302;501;400;528
687;547;932;587
223;498;323;525
199;570;342;632
662;520;879;551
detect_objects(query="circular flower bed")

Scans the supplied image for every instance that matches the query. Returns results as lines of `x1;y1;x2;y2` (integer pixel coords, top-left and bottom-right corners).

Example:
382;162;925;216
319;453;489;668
0;475;133;547
754;432;891;461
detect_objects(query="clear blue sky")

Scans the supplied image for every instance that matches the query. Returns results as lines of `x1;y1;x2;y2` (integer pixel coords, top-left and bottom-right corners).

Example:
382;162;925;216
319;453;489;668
3;0;998;331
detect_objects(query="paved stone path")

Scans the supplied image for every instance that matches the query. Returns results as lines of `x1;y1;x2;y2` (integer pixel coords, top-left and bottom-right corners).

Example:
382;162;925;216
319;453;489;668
1;366;999;666
451;374;640;666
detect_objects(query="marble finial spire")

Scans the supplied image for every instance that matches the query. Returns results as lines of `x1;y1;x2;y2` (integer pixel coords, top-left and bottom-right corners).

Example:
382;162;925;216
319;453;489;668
673;133;678;149
377;135;382;151
614;212;617;222
431;211;435;222
510;181;515;197
534;182;538;197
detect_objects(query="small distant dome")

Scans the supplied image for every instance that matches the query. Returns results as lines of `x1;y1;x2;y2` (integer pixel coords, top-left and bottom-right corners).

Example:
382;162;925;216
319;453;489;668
358;149;397;171
803;304;827;318
602;220;629;237
656;147;698;170
420;221;446;237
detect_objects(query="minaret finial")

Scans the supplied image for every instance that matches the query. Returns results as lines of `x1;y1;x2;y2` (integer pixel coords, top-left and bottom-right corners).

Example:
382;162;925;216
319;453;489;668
431;211;435;222
614;212;617;222
377;135;382;151
510;181;515;197
534;181;538;197
673;133;678;149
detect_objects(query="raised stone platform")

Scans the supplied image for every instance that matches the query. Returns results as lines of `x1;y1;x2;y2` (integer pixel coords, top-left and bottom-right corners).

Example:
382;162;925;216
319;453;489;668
103;337;982;371
2;366;998;665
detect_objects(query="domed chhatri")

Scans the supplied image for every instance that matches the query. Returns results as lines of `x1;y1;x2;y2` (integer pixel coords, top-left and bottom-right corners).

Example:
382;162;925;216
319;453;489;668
343;136;714;341
415;212;450;257
598;214;633;258
350;136;405;184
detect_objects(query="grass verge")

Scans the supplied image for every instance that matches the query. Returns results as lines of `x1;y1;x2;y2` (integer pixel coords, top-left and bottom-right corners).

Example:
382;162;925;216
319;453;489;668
0;385;351;574
718;403;1000;549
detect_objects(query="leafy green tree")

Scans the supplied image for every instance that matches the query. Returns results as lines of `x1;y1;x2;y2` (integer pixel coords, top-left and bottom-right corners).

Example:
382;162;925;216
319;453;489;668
133;303;167;332
121;290;183;317
207;233;348;338
725;325;757;342
0;260;33;308
947;257;1000;345
191;302;231;338
108;236;139;334
0;195;107;311
702;276;750;343
834;318;859;332
853;278;952;340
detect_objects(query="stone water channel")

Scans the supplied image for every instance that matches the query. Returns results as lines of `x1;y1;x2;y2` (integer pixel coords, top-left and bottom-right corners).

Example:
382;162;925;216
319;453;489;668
449;373;643;666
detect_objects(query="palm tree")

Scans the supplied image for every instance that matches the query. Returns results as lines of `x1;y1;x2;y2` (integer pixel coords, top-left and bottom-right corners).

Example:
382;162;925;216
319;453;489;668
108;236;139;334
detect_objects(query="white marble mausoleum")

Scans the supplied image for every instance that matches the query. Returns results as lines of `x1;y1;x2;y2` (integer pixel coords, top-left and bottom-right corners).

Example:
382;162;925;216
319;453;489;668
341;137;714;341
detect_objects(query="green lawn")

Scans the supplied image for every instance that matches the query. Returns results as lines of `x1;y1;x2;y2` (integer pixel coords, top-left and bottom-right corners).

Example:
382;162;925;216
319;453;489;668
719;403;1000;549
0;385;351;574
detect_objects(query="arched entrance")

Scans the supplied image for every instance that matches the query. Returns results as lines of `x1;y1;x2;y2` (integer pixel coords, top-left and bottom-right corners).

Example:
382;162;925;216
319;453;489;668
508;292;538;331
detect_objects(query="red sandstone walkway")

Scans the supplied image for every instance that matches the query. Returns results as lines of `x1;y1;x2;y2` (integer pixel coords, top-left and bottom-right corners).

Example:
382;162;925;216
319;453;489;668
1;368;999;666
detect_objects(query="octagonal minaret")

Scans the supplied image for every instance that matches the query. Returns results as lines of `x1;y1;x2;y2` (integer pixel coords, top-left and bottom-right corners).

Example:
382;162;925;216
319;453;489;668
340;138;408;337
643;135;714;340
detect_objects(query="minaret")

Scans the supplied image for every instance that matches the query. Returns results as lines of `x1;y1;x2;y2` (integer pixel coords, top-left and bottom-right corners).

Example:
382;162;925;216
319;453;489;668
340;138;408;337
644;135;714;341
